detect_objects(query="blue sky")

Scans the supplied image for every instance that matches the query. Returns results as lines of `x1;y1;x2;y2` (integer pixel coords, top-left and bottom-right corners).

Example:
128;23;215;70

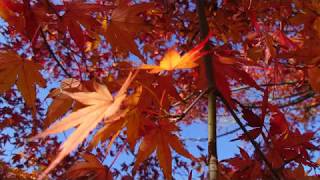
1;2;319;179
0;9;256;178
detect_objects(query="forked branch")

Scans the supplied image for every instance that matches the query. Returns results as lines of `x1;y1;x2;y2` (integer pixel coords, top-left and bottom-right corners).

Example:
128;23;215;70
217;91;283;180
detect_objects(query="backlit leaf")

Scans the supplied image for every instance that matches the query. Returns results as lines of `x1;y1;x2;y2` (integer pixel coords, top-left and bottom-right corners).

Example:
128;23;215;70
133;120;197;179
140;35;210;73
0;51;46;113
30;72;136;180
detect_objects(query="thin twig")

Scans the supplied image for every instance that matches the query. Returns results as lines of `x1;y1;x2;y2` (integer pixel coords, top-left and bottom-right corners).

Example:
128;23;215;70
171;91;198;107
217;126;242;138
242;91;315;109
217;91;282;180
182;126;245;141
183;138;207;142
231;80;307;92
171;88;210;123
40;29;72;78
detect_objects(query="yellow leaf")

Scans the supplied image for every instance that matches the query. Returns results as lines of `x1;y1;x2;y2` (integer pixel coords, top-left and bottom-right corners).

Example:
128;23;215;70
88;116;126;151
140;35;210;73
44;78;81;127
30;72;136;180
88;85;143;150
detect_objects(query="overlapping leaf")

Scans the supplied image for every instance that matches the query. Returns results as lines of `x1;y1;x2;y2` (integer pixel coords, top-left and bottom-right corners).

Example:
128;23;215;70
30;72;136;180
133;119;197;179
0;1;52;41
269;105;289;136
242;108;264;127
0;51;46;113
198;55;261;108
59;1;111;49
65;153;113;180
102;1;154;61
88;85;143;151
43;78;81;128
224;148;262;180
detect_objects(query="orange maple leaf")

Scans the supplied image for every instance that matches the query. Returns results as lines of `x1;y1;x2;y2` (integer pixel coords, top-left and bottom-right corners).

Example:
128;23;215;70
133;120;197;180
88;85;143;151
60;1;111;49
65;153;113;180
308;66;320;93
140;35;211;73
0;51;46;114
102;1;154;62
43;78;81;128
30;72;137;180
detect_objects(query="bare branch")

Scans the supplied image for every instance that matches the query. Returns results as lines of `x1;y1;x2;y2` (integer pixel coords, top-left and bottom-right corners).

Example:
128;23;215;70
231;80;307;92
170;88;210;123
40;29;72;78
217;91;283;180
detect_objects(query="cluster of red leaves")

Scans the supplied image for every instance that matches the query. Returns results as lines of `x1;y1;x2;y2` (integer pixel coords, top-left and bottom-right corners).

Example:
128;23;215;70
0;0;319;180
219;101;319;179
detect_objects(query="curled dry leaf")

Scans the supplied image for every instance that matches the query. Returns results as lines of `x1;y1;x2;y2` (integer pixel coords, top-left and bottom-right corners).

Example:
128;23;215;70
30;72;137;180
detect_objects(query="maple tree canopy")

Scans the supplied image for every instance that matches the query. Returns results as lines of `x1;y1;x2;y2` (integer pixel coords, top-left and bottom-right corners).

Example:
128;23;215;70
0;0;319;180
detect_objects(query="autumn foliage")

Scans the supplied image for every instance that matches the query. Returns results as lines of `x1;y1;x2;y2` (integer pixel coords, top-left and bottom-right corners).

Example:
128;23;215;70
0;0;319;180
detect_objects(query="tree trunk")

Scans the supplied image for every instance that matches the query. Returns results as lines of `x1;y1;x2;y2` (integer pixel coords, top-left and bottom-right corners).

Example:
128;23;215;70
196;1;218;180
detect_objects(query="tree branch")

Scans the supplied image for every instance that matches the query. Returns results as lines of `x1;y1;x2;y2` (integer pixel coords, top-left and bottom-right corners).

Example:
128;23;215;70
171;88;210;123
242;91;315;109
217;92;283;180
217;126;242;138
231;80;307;92
196;1;218;179
40;29;72;78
